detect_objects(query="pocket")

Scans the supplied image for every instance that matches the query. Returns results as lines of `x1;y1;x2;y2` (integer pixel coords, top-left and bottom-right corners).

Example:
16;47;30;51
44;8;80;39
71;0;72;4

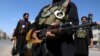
26;43;32;49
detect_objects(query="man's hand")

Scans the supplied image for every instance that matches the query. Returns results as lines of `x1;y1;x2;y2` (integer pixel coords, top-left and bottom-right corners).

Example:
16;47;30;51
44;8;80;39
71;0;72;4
11;37;16;46
89;44;93;48
11;36;16;41
32;30;40;39
31;30;42;44
11;38;16;47
46;31;55;39
89;38;93;48
45;22;60;39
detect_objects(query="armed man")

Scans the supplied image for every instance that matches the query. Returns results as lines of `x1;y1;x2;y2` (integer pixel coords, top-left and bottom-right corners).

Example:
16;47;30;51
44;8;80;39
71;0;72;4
12;13;31;56
74;16;93;56
26;0;79;56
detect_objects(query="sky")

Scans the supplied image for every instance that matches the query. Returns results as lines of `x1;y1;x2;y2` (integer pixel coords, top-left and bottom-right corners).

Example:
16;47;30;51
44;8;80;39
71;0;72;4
0;0;100;37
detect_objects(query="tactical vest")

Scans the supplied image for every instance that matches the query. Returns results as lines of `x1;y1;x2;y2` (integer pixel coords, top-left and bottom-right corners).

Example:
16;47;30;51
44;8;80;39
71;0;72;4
18;19;30;34
76;28;87;38
38;0;69;26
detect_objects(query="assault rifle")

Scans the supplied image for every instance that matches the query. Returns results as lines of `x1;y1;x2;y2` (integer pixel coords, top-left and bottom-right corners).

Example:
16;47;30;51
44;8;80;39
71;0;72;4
32;22;98;44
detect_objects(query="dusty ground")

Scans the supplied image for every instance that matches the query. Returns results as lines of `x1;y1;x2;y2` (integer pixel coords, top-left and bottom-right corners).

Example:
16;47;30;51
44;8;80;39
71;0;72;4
0;40;100;56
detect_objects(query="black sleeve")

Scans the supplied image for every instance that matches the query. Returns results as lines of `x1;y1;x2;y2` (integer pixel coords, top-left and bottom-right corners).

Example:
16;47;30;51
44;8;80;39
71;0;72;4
13;20;20;37
89;28;93;38
67;2;79;26
27;21;31;31
62;2;79;35
29;22;38;30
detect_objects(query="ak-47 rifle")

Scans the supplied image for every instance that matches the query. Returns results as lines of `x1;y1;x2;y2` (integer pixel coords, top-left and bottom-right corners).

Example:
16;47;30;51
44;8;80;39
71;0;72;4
31;22;98;44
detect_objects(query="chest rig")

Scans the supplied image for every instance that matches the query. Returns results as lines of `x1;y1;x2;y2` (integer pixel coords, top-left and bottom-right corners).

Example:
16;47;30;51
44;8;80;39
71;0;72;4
76;27;87;38
18;20;29;34
38;0;69;26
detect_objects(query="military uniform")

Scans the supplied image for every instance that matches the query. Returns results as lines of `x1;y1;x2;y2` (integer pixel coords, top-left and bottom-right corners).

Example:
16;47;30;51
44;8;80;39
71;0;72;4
74;23;93;56
27;1;79;56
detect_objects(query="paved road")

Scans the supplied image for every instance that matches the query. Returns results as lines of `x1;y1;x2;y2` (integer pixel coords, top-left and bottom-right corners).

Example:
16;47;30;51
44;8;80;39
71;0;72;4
0;40;13;56
0;40;100;56
89;48;100;56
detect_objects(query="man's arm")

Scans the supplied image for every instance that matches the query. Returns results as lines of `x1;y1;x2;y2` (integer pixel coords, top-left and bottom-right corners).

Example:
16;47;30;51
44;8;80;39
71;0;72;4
60;2;79;35
11;20;20;41
89;28;93;48
67;2;79;26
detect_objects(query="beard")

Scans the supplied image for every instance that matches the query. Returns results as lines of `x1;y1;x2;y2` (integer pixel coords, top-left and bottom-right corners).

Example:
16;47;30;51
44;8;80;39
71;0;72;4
24;18;28;21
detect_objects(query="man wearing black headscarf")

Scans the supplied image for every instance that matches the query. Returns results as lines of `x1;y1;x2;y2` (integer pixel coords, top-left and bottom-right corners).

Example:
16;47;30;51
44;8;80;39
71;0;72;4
26;0;79;56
